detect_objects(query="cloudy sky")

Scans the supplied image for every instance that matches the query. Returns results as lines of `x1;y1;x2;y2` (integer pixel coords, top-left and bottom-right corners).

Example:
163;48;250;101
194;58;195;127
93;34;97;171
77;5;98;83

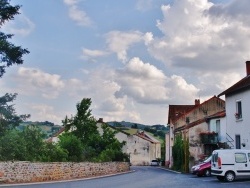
1;0;250;125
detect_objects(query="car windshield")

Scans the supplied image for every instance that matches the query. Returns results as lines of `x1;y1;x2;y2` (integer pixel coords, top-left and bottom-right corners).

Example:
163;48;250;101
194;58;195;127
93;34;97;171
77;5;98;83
203;156;212;163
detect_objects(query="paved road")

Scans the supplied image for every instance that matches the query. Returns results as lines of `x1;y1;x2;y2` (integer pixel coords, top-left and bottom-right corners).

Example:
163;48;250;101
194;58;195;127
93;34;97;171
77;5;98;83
1;166;250;188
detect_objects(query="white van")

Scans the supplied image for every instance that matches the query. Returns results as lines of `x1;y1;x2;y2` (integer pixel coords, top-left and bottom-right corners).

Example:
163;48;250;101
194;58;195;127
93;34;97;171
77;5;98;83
211;149;250;182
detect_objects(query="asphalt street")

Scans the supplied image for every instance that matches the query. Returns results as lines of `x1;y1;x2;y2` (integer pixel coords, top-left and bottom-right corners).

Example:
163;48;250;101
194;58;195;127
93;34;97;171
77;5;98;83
1;166;250;188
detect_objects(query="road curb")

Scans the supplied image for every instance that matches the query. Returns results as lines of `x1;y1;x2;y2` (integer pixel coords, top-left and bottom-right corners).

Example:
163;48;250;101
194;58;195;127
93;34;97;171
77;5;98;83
158;167;181;174
0;170;136;187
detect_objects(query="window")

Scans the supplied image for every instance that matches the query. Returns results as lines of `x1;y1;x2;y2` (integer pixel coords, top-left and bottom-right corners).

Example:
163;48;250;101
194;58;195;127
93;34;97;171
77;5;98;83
235;135;241;149
248;153;250;162
236;100;242;119
235;153;247;163
216;120;220;134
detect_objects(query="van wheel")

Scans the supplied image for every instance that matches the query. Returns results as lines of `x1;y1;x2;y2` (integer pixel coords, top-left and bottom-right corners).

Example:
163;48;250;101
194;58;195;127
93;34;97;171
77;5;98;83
204;169;211;177
217;176;224;181
225;171;235;182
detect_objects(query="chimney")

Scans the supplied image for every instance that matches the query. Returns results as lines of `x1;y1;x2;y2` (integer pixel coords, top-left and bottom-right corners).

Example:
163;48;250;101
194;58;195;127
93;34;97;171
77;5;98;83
246;61;250;76
97;118;103;123
195;99;200;105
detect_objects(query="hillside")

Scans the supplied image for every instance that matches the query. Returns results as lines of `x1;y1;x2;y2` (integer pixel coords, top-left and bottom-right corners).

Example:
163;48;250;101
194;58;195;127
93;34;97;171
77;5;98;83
107;121;169;142
18;121;62;138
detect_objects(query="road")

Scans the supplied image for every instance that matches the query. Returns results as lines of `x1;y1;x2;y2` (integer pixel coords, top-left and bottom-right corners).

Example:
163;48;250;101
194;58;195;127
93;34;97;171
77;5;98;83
1;166;250;188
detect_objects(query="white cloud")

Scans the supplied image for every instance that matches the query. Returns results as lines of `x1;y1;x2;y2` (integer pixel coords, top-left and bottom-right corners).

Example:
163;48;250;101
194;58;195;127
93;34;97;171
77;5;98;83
63;0;78;6
145;0;250;97
16;67;65;99
29;104;62;124
148;0;250;69
136;0;153;11
64;0;93;27
82;48;108;57
81;48;109;62
105;31;144;62
2;12;35;37
114;57;199;104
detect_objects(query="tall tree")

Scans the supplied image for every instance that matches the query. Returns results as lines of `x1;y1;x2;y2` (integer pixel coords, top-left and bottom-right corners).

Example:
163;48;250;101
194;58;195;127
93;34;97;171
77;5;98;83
0;0;29;77
0;93;30;135
63;98;100;160
64;98;99;143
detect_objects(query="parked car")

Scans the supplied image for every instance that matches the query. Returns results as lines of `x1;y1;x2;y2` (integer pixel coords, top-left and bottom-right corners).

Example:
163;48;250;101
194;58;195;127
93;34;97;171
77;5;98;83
150;160;159;166
211;149;250;182
191;156;211;177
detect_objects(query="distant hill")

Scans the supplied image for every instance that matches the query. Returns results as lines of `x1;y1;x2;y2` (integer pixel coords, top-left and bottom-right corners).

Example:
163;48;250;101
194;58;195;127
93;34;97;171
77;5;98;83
107;121;169;141
18;121;62;138
107;121;168;131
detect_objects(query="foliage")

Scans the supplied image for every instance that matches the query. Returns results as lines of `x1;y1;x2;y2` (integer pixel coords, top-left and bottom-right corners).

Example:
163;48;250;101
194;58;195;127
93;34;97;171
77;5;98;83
0;125;45;161
93;123;129;162
131;124;138;129
161;139;166;161
144;126;166;140
62;98;128;162
172;134;189;172
0;0;29;77
58;132;83;162
41;142;68;162
63;98;99;143
0;93;30;135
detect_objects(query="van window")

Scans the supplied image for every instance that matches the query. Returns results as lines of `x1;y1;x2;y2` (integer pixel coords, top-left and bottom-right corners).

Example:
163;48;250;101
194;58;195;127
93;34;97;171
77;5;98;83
248;153;250;162
235;153;247;163
212;152;218;162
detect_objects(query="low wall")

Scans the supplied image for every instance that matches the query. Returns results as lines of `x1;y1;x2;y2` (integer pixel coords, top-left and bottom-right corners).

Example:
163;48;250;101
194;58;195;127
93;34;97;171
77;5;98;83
0;161;130;183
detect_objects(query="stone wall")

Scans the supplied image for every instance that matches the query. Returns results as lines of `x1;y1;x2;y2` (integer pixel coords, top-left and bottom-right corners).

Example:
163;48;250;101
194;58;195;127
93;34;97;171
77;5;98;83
0;161;130;183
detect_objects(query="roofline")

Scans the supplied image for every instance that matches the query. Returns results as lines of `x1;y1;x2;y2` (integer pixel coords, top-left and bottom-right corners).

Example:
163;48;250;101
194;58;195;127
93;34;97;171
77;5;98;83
172;96;224;123
218;75;250;97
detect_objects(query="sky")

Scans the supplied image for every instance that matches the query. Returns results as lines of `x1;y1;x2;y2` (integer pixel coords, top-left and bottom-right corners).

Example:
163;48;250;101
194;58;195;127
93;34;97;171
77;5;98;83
1;0;250;126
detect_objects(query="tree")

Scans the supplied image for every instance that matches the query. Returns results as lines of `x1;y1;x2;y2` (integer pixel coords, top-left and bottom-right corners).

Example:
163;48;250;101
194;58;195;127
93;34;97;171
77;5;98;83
0;125;46;161
64;98;99;142
0;93;30;135
0;0;29;77
63;98;100;161
62;98;128;162
58;132;83;162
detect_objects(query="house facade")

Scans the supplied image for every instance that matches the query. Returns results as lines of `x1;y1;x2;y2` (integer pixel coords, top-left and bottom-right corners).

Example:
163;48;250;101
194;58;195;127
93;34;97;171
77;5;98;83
218;61;250;149
97;119;161;166
165;96;225;168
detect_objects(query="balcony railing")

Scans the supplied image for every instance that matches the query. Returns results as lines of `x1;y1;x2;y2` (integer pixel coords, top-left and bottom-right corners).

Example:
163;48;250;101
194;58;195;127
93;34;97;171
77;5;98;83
200;132;218;144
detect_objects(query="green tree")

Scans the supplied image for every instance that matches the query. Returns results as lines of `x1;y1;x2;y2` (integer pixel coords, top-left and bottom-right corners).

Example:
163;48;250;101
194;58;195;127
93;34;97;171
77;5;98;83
94;123;128;162
0;129;25;160
0;125;46;161
58;132;83;162
172;134;189;172
0;93;30;135
41;142;68;162
63;98;100;161
64;98;99;143
0;0;29;77
62;98;128;162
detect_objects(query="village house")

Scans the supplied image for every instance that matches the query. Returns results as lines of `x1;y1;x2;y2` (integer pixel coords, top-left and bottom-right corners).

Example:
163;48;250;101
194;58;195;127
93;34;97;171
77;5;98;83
165;96;225;169
96;118;161;166
218;61;250;149
48;118;161;166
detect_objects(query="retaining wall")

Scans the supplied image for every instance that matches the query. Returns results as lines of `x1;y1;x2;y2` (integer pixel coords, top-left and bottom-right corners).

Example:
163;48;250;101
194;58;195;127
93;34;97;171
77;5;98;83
0;161;130;183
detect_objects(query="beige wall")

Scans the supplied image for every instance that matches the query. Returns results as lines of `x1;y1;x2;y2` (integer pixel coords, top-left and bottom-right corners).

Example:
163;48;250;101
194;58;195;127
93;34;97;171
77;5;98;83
0;161;130;183
189;122;208;168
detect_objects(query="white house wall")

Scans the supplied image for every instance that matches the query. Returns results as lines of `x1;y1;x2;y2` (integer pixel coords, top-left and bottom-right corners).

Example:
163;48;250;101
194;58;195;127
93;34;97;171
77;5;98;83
225;89;250;149
96;122;161;165
209;117;226;143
